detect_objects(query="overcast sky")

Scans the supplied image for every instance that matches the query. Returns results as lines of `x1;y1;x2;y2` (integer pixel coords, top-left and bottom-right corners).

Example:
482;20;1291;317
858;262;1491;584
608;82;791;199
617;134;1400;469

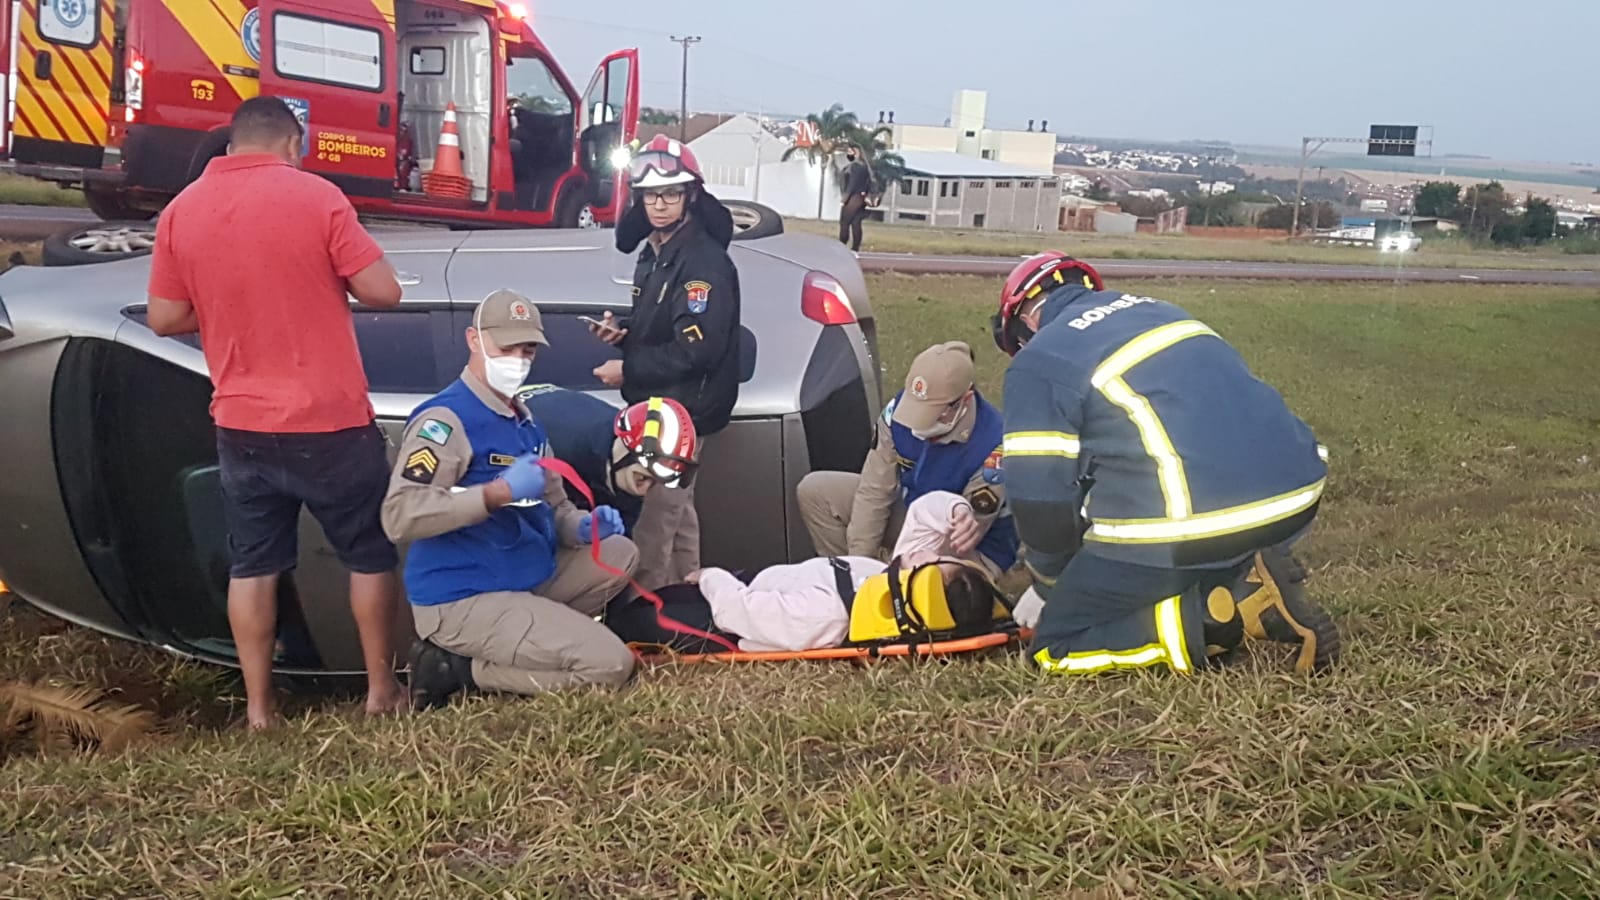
535;0;1595;165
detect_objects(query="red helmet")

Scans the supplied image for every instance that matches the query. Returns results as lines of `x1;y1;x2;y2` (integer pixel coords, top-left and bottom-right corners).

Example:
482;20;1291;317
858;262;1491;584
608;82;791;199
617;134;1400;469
627;135;704;190
614;396;699;488
991;251;1105;356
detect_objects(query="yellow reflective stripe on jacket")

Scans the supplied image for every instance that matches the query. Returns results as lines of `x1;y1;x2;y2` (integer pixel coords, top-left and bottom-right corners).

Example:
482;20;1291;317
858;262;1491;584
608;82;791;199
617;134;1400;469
1088;478;1325;545
1088;320;1218;520
1092;320;1219;385
1002;431;1080;458
1032;595;1191;675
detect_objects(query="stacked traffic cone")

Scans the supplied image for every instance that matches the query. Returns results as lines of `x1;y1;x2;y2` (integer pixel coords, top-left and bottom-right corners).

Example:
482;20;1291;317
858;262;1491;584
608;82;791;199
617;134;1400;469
423;102;472;200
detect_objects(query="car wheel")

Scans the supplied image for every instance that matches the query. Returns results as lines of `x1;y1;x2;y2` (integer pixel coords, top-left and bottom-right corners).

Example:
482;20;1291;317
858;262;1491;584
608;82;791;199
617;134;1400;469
725;199;784;240
42;220;158;266
577;203;599;229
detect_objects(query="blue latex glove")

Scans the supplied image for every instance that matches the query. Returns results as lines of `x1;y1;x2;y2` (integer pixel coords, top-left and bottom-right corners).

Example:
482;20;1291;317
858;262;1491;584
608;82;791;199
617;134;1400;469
500;452;546;502
578;506;625;544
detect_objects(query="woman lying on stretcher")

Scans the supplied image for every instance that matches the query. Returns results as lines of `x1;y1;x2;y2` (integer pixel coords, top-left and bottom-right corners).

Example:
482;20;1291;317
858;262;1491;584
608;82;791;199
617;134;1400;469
604;491;1014;653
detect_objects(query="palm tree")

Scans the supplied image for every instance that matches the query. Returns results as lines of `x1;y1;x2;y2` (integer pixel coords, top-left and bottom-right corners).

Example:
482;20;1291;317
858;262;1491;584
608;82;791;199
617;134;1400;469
847;123;906;202
781;103;861;217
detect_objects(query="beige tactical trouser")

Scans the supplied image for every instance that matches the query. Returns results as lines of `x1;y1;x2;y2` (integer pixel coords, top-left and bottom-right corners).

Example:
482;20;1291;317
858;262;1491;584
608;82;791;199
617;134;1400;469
411;537;639;694
630;434;712;591
795;471;906;558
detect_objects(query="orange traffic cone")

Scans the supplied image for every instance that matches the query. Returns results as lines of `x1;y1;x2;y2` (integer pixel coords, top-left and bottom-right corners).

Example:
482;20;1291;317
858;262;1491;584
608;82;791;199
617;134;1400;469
423;102;472;200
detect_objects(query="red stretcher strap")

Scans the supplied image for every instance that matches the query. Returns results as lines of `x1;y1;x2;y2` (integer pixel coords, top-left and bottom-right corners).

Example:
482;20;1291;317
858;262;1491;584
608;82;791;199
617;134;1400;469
537;457;740;654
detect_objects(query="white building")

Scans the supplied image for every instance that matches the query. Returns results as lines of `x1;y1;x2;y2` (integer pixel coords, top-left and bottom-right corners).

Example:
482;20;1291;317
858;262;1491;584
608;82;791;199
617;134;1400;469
880;150;1059;232
889;89;1057;175
683;113;842;220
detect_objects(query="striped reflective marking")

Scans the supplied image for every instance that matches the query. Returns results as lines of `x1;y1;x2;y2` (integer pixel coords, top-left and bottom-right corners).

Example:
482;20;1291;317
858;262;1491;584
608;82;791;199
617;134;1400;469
1089;479;1326;544
170;0;261;102
1033;595;1190;675
14;0;114;145
1088;320;1219;521
1002;431;1080;458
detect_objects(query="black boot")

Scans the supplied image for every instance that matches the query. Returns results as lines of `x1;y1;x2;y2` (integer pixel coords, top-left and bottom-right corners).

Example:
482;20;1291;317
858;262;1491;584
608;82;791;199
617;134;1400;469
1199;584;1246;668
1237;549;1341;674
407;639;475;711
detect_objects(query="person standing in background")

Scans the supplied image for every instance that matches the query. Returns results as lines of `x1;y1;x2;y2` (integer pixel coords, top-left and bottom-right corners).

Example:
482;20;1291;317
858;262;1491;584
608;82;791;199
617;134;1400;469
838;143;873;252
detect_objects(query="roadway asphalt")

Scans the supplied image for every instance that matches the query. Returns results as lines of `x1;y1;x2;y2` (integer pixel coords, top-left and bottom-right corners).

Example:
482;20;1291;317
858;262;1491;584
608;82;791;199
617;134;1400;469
1;205;1594;286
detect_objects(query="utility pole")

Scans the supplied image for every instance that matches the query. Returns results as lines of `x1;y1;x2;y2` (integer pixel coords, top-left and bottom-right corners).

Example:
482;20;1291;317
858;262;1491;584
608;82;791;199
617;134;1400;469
669;35;701;143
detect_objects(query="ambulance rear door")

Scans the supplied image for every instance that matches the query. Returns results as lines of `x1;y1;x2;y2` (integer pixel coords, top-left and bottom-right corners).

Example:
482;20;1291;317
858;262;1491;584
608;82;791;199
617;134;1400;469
10;0;116;166
0;0;13;157
258;0;397;200
576;47;638;225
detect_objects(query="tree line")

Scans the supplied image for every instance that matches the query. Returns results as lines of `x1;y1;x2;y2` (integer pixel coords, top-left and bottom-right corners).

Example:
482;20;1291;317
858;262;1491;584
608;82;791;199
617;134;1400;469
1412;181;1567;247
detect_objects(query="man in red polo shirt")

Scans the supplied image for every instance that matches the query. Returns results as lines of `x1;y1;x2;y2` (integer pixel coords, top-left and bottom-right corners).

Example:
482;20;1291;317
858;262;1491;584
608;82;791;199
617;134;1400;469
146;96;407;729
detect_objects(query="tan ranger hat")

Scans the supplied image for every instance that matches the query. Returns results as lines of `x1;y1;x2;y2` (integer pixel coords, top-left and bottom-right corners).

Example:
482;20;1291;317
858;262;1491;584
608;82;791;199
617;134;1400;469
473;289;549;348
892;341;976;431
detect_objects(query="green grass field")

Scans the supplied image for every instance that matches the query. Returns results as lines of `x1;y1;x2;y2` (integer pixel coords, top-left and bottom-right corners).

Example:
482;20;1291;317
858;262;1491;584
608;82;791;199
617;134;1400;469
0;172;87;208
4;276;1600;896
787;217;1600;271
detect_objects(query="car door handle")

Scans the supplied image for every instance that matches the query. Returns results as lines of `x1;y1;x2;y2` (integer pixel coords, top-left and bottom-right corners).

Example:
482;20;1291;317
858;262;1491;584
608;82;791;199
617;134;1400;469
34;51;51;81
378;103;391;128
396;271;421;286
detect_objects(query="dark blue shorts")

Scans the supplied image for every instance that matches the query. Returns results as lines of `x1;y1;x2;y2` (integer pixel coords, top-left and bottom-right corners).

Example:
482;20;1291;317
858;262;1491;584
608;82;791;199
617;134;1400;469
216;423;399;579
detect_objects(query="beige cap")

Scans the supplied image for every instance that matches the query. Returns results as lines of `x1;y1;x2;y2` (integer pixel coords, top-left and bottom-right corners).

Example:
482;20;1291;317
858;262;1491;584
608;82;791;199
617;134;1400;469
892;341;976;431
474;289;548;348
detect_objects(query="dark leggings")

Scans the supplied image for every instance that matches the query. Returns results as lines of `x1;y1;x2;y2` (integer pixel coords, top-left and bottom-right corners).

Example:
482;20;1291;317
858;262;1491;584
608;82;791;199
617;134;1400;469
604;584;744;653
839;194;868;250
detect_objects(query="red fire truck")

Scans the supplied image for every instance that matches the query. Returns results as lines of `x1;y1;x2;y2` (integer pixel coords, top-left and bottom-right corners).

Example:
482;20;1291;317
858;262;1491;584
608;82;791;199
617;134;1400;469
0;0;640;262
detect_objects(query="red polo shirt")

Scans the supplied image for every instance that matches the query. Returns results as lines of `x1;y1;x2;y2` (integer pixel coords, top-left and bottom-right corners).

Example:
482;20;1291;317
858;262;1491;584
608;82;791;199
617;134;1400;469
147;154;384;433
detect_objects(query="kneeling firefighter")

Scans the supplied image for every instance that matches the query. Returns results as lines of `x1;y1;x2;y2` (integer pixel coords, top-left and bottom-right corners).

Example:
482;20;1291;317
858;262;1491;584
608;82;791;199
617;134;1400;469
993;252;1340;675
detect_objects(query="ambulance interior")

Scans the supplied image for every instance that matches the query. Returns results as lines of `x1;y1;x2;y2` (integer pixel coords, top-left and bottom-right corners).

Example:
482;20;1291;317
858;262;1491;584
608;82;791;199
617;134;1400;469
394;1;577;210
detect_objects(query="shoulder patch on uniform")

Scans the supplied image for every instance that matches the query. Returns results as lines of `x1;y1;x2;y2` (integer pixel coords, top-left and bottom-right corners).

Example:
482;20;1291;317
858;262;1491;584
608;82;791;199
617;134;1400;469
982;445;1005;484
682;323;704;343
970;486;1000;516
685;280;711;314
403;447;439;484
417;418;453;446
881;396;898;427
488;453;517;467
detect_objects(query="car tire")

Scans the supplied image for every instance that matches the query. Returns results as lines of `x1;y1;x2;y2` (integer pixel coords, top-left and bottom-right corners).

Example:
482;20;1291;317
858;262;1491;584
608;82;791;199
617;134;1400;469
42;220;159;266
725;199;784;240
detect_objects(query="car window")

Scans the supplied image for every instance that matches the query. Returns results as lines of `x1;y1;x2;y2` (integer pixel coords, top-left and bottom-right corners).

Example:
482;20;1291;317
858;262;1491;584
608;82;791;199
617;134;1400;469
507;53;572;115
352;310;444;393
452;310;758;390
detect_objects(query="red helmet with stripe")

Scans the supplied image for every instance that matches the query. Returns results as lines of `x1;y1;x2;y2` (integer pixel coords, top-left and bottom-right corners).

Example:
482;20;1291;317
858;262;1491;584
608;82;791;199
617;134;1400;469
627;134;704;190
613;396;699;488
991;251;1105;356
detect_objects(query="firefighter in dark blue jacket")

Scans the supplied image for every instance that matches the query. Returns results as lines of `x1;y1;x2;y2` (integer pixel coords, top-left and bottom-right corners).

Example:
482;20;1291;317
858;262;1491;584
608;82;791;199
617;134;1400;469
516;383;702;538
797;341;1018;577
992;252;1339;675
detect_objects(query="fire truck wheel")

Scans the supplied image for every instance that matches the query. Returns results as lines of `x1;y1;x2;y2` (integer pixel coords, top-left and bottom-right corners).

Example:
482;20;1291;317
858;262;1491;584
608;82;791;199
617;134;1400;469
555;187;596;229
83;189;156;223
42;221;158;266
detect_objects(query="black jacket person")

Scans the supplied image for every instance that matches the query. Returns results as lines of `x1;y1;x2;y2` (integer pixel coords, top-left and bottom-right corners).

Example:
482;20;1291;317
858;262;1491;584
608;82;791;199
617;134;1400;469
593;134;742;588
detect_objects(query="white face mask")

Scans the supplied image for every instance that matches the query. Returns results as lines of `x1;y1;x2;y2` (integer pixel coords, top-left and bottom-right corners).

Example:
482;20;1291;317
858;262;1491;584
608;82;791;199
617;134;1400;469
484;353;531;396
912;398;968;442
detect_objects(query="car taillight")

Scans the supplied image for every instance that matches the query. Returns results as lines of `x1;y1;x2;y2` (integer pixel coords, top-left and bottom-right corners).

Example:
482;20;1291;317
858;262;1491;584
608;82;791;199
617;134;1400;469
801;271;857;325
